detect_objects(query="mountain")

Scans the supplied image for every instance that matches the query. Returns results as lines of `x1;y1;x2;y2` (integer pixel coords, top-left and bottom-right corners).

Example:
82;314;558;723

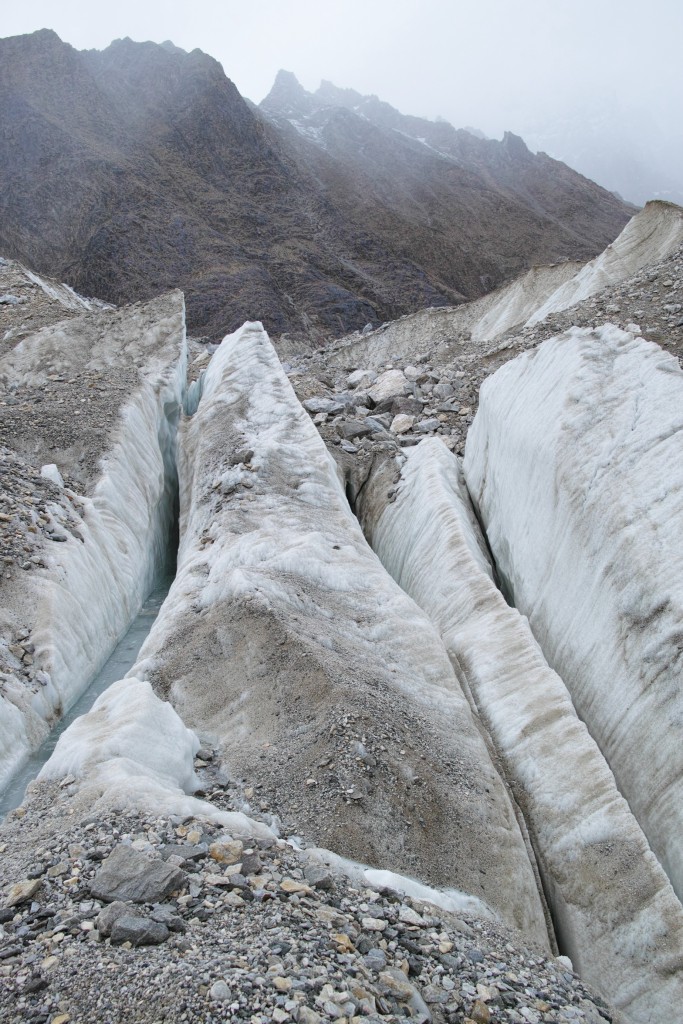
0;30;632;342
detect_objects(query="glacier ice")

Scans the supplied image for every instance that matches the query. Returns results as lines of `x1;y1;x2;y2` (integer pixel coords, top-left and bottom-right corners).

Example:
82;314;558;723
358;436;683;1023
464;324;683;906
124;320;550;943
526;200;683;327
326;200;683;371
38;676;275;837
0;293;187;790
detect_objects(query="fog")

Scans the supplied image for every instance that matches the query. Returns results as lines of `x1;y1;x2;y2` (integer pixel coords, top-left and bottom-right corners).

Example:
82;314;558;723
2;0;682;203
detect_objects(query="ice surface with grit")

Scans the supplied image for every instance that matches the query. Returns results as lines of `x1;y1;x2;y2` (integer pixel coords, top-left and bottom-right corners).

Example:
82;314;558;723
465;324;683;904
126;321;550;942
359;436;683;1024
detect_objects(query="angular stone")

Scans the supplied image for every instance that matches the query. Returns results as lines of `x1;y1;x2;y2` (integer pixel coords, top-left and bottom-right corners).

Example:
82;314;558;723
368;369;408;404
297;1007;322;1024
362;916;387;931
398;904;425;926
391;396;423;416
390;414;414;434
280;878;313;894
303;863;334;890
347;369;376;389
336;419;373;440
160;843;208;862
90;845;186;904
110;913;169;946
96;900;130;937
303;397;344;415
415;418;441;433
5;879;41;907
209;840;243;865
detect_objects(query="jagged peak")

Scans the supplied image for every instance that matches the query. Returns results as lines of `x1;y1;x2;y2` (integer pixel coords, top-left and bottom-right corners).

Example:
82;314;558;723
502;131;531;158
316;80;367;109
261;69;311;114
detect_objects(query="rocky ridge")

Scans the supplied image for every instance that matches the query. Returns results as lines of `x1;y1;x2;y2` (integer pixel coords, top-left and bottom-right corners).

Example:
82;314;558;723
0;30;632;343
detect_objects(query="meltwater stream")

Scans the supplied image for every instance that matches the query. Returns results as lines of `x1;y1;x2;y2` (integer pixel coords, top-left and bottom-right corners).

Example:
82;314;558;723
0;574;173;821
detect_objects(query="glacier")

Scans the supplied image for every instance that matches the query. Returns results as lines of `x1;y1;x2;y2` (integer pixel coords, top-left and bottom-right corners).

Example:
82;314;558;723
327;200;683;371
464;324;683;906
89;320;550;943
0;293;186;790
357;436;683;1022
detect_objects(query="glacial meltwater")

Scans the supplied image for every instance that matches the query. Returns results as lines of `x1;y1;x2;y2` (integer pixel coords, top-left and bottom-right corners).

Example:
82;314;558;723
0;575;173;820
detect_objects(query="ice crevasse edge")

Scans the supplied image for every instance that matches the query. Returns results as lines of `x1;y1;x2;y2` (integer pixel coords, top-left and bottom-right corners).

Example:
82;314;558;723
464;323;683;903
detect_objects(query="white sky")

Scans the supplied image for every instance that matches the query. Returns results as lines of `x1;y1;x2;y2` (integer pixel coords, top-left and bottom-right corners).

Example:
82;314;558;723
2;0;681;139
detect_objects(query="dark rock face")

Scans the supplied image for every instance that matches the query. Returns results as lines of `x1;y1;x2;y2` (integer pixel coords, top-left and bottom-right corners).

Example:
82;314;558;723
0;31;632;342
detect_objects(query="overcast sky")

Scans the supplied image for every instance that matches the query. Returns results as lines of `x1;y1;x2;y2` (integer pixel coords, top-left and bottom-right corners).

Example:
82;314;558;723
2;0;681;139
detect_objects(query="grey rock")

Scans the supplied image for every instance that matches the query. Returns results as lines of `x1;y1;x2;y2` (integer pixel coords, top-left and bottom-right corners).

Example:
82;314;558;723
160;843;208;862
96;900;130;937
303;397;344;415
336;419;373;440
363;947;387;971
150;904;187;932
90;844;186;904
415;418;441;433
303;863;335;890
110;913;169;946
391;396;423;416
209;980;233;1001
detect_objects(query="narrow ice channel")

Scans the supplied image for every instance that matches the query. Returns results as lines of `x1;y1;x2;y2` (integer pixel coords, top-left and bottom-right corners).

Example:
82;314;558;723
0;571;174;820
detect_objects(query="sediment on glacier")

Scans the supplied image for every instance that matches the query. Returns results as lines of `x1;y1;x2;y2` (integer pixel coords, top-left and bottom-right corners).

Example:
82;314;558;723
100;320;550;944
464;325;683;906
355;435;683;1023
0;291;187;789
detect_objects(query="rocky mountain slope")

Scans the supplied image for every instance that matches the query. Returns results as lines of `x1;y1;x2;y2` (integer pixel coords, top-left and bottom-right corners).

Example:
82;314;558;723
0;30;632;343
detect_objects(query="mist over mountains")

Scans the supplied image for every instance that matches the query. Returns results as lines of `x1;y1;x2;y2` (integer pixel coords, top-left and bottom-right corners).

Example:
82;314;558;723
0;29;632;342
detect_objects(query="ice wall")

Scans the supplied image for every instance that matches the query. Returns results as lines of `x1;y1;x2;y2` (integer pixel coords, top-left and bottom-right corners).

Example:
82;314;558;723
527;200;683;326
0;294;187;789
39;677;275;837
128;321;550;943
464;325;683;904
359;437;683;1023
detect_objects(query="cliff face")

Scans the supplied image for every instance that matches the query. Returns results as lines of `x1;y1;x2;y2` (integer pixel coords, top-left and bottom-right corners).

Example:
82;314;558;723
0;32;632;342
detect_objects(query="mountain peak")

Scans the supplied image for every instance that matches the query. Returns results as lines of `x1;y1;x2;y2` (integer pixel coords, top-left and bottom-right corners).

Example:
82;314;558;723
261;70;310;115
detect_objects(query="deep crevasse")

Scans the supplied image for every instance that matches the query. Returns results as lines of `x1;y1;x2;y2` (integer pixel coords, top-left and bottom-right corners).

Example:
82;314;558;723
0;293;187;791
464;324;683;904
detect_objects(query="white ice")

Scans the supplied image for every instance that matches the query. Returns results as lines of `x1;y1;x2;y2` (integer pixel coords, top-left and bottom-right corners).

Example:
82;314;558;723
526;200;683;326
0;295;187;790
301;845;493;921
362;436;683;1023
464;325;683;907
126;321;549;942
39;677;275;838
